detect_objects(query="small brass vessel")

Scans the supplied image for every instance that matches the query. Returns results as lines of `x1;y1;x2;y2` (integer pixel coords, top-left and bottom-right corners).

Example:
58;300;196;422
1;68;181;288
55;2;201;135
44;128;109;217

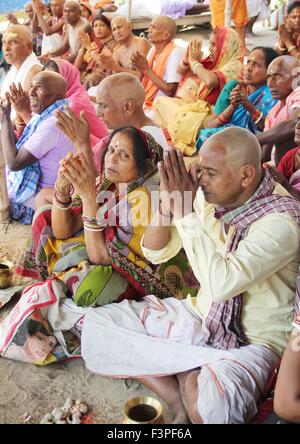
0;260;14;289
123;396;164;424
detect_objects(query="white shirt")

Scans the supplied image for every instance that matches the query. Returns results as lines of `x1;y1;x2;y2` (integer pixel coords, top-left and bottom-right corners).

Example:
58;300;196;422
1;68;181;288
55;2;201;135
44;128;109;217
142;184;300;356
146;45;185;100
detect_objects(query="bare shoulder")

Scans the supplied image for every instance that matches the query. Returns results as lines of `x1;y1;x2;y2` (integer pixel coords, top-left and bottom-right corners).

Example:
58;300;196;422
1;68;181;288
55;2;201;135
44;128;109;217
137;37;151;55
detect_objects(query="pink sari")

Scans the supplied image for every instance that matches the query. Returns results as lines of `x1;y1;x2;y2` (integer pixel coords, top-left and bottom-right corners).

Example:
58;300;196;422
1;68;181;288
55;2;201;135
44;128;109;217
55;59;108;145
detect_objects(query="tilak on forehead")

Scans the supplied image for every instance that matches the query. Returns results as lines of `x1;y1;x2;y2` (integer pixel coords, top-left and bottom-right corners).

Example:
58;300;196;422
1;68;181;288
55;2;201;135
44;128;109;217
2;32;18;39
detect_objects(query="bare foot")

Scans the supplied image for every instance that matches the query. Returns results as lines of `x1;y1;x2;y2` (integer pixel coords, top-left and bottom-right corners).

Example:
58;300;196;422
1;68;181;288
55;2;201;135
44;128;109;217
170;400;191;424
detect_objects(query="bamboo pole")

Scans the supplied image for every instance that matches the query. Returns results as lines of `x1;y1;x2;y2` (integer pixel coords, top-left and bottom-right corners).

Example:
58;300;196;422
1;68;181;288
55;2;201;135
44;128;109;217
225;0;232;27
0;141;10;222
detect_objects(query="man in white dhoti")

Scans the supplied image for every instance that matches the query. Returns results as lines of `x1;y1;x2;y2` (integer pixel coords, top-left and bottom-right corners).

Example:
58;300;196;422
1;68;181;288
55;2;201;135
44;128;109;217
81;127;300;424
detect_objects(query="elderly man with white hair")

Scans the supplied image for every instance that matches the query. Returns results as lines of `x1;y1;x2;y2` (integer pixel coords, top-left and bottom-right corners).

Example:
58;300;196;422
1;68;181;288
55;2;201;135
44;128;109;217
1;25;42;123
81;127;300;424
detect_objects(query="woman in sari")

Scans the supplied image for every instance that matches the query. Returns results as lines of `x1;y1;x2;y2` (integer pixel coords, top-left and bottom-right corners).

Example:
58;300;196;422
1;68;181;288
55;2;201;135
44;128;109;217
74;14;117;89
153;27;242;156
276;1;300;59
42;58;108;145
20;117;198;303
4;120;198;365
197;47;278;150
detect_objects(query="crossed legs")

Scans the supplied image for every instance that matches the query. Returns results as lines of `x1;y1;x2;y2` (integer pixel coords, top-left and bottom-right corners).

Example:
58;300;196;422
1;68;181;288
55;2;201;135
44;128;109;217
137;369;203;424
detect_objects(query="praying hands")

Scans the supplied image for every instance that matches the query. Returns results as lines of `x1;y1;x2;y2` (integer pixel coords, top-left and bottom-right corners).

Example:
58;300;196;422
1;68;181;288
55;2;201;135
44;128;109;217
6;82;31;123
130;51;149;73
159;150;201;221
61;153;96;205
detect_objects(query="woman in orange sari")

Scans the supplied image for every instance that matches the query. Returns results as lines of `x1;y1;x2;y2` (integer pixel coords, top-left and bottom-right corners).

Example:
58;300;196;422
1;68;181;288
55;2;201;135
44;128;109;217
74;14;117;88
153;27;242;156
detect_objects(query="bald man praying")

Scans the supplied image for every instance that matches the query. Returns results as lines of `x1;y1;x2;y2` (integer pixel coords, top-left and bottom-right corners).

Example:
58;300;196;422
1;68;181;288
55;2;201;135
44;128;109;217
131;16;185;119
81;127;300;424
0;71;75;224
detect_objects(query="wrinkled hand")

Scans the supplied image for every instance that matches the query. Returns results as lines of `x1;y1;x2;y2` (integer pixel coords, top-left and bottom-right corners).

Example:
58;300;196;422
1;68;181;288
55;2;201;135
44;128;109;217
159;150;200;220
6;13;18;24
98;53;117;71
6;83;31;118
230;83;249;109
263;163;288;186
55;151;73;194
188;39;203;64
38;53;51;64
0;98;11;124
130;51;149;72
55;106;90;146
78;31;91;49
61;153;96;202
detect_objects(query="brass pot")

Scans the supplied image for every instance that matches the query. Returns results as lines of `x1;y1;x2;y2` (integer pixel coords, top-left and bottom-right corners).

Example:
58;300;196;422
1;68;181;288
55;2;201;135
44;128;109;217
0;260;14;289
123;396;164;424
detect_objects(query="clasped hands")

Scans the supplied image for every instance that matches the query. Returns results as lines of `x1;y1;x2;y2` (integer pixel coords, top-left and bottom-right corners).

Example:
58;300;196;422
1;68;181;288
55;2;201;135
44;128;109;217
57;151;96;203
230;83;249;109
159;150;200;221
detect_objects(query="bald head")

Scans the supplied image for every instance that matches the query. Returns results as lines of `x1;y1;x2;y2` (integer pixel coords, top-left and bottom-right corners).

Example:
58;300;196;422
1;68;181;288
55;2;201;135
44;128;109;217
96;73;146;129
152;16;177;39
3;24;32;44
267;55;300;101
202;127;261;171
111;16;132;42
29;71;66;113
111;16;130;28
269;55;300;75
33;70;66;96
64;0;81;11
199;128;262;207
98;73;145;107
2;25;33;67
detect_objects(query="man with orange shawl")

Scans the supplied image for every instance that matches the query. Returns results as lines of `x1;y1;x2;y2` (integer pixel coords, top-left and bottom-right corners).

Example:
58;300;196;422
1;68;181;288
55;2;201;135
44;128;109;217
153;27;242;156
210;0;249;55
131;16;185;120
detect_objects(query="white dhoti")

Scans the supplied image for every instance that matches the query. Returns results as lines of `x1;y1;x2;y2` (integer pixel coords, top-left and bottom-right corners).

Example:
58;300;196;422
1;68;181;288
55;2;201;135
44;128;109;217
81;295;279;424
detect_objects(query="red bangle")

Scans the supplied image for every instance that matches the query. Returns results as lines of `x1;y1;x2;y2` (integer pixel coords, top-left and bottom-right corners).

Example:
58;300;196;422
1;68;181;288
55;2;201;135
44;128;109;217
217;112;229;124
251;109;260;121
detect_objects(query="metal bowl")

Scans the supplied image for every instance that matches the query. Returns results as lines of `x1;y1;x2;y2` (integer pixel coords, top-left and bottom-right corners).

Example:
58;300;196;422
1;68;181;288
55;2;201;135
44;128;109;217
123;396;164;424
0;260;14;289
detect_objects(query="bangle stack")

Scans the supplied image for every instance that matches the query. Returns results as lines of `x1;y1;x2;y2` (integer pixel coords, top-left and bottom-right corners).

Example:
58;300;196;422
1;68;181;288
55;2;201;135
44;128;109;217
15;118;25;127
217;112;229;124
82;215;106;232
191;61;203;74
53;183;73;211
53;191;71;211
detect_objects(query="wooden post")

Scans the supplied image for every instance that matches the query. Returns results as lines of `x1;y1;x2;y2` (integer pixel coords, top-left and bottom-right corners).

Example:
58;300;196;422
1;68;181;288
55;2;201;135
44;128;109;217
225;0;232;27
0;142;10;222
127;0;132;22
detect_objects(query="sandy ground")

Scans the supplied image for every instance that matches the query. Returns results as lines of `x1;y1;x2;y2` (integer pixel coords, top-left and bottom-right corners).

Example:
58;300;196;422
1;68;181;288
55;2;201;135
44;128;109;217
0;23;277;425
